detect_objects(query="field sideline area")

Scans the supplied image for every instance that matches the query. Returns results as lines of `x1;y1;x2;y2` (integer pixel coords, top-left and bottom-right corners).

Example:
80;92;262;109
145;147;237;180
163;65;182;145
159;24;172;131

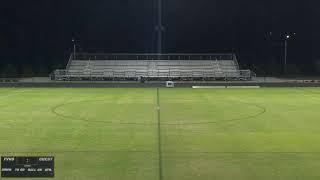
1;87;320;180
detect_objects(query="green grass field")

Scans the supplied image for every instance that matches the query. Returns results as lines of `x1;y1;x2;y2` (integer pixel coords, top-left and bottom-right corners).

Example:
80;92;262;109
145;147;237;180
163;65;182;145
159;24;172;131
1;87;320;180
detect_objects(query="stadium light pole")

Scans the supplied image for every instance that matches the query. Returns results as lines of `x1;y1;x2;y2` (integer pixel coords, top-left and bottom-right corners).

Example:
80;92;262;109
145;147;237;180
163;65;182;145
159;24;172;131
72;38;76;60
284;35;289;74
156;0;164;58
283;33;296;74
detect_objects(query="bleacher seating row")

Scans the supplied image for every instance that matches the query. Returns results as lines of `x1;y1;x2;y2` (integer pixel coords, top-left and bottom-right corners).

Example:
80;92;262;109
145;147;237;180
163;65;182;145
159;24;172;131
67;60;238;78
52;53;253;81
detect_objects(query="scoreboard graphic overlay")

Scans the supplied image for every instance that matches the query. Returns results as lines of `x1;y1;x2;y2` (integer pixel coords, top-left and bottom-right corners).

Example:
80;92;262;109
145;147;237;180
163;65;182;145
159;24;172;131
1;156;54;177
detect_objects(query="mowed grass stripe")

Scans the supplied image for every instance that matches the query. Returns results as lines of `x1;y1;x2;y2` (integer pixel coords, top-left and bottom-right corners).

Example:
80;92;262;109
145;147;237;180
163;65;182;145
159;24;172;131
0;88;158;180
157;88;164;180
159;88;320;180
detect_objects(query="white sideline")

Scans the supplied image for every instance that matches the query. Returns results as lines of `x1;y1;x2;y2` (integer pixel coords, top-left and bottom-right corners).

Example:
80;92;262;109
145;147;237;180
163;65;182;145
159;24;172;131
192;86;260;89
192;86;226;89
227;86;260;89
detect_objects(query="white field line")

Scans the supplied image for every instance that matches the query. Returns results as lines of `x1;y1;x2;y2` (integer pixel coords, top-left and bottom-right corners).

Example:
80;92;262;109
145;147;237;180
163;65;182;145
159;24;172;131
192;86;226;89
226;86;260;89
296;88;320;101
0;89;32;100
192;86;260;89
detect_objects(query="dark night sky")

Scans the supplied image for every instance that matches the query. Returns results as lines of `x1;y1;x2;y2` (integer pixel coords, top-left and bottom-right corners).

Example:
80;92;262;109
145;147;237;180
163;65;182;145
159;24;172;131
1;0;320;74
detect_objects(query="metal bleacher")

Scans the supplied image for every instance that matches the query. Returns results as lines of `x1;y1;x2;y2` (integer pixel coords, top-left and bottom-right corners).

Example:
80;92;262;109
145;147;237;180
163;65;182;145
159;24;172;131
51;53;254;81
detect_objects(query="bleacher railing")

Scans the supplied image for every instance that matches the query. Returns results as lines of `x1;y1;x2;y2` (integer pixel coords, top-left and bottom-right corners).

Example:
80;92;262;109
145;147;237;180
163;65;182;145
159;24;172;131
72;53;235;61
